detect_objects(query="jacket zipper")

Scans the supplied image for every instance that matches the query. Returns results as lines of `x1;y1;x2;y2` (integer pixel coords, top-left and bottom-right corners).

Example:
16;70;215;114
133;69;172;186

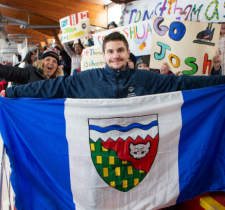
115;76;119;98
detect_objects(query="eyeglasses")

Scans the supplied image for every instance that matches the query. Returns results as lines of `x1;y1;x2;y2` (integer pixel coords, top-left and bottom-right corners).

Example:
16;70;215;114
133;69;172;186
33;50;37;53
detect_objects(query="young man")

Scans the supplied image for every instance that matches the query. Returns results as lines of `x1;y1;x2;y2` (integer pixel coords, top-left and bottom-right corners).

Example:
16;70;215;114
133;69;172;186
3;32;225;98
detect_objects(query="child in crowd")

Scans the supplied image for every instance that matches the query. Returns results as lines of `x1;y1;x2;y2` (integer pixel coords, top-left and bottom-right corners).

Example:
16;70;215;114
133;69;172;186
136;55;173;75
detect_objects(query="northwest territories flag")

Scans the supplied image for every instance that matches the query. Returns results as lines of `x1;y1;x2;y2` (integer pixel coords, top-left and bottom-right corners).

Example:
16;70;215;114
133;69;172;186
1;85;225;210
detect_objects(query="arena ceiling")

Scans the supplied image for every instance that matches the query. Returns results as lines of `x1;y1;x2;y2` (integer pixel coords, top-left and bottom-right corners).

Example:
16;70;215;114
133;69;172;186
0;0;114;46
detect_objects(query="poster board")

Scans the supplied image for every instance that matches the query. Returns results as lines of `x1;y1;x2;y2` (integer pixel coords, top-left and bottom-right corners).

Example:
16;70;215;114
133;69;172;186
60;11;91;43
93;20;153;56
150;15;220;75
81;46;106;71
121;0;224;25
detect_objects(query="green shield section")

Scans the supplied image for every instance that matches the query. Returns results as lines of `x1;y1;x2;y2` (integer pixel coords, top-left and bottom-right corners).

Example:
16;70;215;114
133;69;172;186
90;139;147;192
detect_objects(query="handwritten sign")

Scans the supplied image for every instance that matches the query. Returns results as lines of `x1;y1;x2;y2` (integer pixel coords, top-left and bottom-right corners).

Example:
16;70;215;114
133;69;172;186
81;46;106;71
150;15;220;75
60;11;91;43
121;0;224;25
93;20;152;56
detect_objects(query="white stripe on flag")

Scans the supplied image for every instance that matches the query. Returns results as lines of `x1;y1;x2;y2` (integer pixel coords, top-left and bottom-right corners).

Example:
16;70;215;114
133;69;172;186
65;91;184;210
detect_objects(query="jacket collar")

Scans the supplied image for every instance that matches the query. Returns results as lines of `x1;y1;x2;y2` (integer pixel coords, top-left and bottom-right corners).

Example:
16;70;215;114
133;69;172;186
104;63;131;79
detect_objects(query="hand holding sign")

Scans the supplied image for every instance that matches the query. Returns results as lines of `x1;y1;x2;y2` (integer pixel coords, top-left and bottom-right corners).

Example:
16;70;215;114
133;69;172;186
212;50;222;71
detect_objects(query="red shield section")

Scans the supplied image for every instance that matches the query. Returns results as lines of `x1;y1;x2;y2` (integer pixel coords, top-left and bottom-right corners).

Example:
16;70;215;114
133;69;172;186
102;134;159;173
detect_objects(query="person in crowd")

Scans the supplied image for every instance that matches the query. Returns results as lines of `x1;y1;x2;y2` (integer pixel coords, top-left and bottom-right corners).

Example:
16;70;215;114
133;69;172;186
127;53;136;68
13;53;19;66
63;40;84;75
136;55;173;75
2;32;224;99
108;21;118;30
54;45;61;54
29;42;35;49
17;52;22;62
218;22;225;75
18;52;35;68
30;45;40;61
59;51;71;76
0;49;63;88
0;79;8;92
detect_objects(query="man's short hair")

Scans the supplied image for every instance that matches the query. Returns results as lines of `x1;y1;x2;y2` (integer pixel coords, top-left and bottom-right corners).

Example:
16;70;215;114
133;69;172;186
103;32;129;53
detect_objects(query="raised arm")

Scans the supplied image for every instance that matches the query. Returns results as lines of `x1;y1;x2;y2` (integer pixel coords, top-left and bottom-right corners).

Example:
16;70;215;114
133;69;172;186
143;71;225;94
63;43;75;58
0;64;30;84
5;70;95;99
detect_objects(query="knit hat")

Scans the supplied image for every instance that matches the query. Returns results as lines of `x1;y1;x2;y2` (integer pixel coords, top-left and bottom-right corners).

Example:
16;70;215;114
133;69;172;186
30;46;39;52
129;53;136;66
41;48;59;64
29;41;35;46
136;56;150;68
107;21;118;29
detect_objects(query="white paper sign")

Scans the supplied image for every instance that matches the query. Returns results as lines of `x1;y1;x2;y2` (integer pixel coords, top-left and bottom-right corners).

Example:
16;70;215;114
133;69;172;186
60;11;91;43
81;46;106;71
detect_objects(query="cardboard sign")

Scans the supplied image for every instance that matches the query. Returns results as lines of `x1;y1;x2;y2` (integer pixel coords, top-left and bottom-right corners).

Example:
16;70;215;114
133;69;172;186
81;46;106;71
60;11;91;43
93;20;153;56
121;0;224;25
150;15;220;75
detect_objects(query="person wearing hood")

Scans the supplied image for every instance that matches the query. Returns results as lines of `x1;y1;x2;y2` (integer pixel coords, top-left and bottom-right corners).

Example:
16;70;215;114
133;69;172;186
0;49;63;88
127;53;136;68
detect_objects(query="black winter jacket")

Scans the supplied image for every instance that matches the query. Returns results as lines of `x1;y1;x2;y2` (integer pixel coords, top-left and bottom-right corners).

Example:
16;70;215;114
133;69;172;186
0;64;45;85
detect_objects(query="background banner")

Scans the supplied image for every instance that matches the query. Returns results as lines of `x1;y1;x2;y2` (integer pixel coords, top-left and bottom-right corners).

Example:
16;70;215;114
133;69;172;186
150;15;220;75
60;11;91;43
121;0;224;26
93;20;153;56
81;46;106;71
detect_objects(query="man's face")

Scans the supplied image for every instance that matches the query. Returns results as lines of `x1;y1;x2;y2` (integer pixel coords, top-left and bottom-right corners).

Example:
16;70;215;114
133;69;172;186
74;44;83;55
103;41;130;71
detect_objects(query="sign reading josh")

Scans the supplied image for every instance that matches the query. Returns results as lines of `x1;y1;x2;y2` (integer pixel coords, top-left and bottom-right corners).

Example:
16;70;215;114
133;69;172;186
89;114;159;192
150;15;220;75
60;11;91;43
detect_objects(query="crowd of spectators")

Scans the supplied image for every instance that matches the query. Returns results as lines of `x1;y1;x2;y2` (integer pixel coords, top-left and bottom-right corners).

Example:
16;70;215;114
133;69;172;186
0;13;225;210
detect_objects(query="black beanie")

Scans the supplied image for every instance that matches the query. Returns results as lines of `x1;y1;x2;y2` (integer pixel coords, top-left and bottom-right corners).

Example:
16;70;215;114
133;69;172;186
107;21;118;29
129;53;136;66
41;49;59;64
136;56;150;68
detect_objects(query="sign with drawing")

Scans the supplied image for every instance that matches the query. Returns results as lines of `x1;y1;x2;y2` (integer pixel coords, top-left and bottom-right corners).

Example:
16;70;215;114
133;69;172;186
121;0;224;26
93;20;153;56
60;11;91;43
150;15;220;75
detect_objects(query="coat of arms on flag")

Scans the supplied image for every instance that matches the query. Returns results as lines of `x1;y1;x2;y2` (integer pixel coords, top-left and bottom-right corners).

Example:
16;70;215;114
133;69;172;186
89;114;159;192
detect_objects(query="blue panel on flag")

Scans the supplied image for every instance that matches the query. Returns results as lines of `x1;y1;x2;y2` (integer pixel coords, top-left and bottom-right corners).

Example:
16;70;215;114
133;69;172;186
0;98;75;210
178;85;225;203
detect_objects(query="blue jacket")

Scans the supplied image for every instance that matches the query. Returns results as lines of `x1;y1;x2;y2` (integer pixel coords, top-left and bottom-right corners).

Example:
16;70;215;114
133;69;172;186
5;64;225;98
